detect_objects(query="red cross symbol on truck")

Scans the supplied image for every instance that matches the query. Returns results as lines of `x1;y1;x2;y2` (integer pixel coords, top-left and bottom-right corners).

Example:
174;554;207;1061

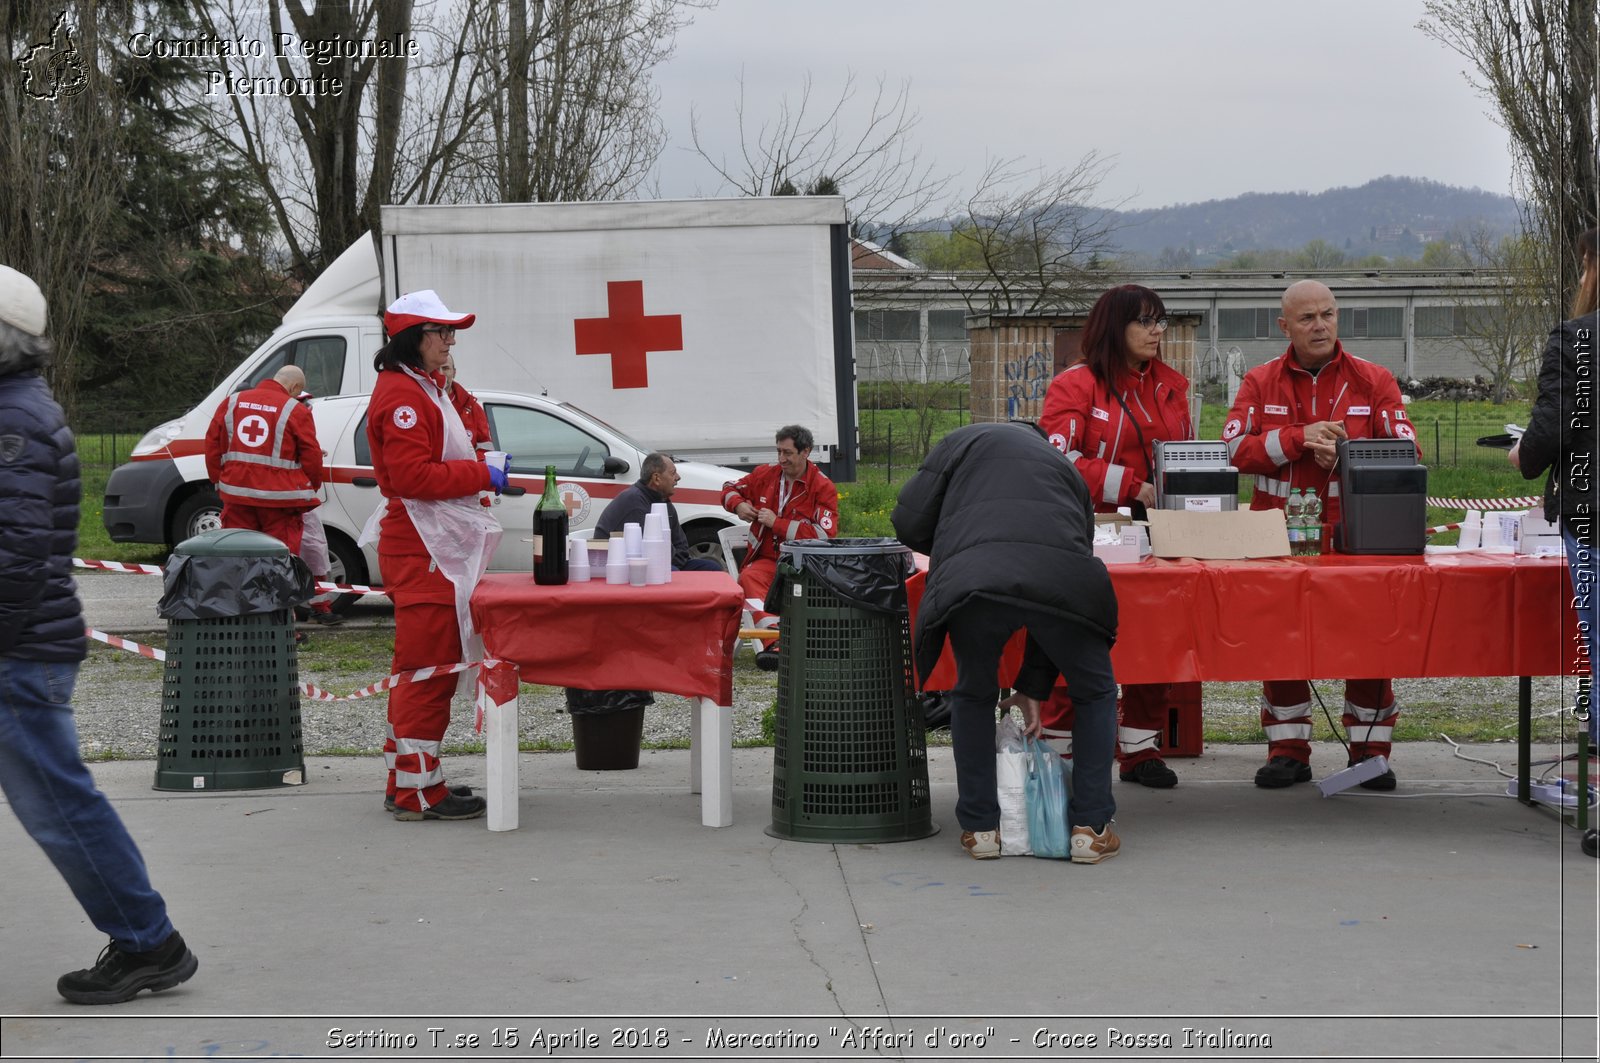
573;280;683;389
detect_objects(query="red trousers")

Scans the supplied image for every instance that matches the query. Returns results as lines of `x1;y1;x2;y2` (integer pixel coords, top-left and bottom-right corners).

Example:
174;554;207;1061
1039;681;1174;768
382;554;463;812
738;556;779;630
220;502;304;555
1259;679;1397;764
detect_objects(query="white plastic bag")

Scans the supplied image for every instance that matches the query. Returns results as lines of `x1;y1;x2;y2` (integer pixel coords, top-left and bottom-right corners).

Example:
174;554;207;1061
996;713;1032;856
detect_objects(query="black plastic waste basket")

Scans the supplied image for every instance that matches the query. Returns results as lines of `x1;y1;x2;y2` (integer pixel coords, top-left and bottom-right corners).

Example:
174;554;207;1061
765;538;937;843
154;529;309;791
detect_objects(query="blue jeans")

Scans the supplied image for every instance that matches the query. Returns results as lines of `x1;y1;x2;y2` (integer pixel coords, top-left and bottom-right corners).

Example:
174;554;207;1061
945;599;1118;832
1563;525;1600;742
0;658;174;952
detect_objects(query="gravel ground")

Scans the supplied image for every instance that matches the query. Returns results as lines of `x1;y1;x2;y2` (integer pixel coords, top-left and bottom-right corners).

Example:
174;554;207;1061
70;636;1580;760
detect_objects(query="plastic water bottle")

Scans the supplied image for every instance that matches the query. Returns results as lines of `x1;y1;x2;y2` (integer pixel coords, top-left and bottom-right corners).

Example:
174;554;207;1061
1303;488;1323;557
1285;488;1305;556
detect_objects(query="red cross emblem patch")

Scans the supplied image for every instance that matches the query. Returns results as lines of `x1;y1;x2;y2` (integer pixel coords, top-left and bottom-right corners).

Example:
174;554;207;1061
393;405;418;430
236;414;270;448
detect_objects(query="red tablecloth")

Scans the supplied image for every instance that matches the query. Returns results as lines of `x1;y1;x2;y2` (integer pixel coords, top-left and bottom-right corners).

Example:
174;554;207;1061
909;552;1578;689
470;572;744;704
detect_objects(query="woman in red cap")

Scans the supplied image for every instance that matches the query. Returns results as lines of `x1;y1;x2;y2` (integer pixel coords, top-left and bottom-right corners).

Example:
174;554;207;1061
362;290;508;820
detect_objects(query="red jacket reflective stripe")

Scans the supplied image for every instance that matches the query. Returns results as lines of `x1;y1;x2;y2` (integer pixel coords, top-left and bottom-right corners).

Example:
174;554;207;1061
365;367;493;556
1221;342;1419;525
1040;358;1191;511
721;461;840;562
203;379;323;510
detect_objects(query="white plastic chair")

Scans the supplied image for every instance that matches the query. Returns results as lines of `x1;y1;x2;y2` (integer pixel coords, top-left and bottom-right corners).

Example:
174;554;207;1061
717;523;767;655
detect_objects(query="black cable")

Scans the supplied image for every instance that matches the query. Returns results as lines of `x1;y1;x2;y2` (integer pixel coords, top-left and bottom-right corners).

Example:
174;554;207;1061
1309;681;1353;758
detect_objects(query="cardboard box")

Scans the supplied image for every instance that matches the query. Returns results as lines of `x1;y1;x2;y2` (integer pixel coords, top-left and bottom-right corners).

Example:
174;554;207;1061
1518;511;1563;557
1092;519;1150;564
1145;509;1291;560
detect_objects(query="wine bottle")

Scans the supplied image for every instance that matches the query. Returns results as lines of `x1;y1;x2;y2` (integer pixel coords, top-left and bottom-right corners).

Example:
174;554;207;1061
533;464;569;585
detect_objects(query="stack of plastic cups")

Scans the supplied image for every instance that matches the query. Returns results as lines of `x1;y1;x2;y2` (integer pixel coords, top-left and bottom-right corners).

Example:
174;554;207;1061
605;534;630;584
642;509;670;584
623;521;644;560
1460;510;1482;550
568;537;591;582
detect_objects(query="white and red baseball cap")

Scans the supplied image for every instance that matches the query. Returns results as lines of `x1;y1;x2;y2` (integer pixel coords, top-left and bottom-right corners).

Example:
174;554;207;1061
383;289;476;336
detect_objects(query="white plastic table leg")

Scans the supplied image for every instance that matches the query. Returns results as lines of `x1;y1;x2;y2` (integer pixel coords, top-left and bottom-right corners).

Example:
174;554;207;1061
479;663;520;832
696;696;733;827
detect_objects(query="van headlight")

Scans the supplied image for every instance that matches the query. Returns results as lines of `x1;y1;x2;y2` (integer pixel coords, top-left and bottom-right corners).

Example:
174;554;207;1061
131;418;185;457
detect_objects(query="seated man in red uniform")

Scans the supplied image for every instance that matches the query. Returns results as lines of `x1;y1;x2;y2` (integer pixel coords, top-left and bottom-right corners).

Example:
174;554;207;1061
204;364;323;555
721;425;840;670
1222;279;1419;791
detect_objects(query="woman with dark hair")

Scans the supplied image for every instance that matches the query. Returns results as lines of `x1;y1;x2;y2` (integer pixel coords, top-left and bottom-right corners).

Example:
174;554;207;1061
360;290;509;820
1037;284;1193;788
1513;227;1600;751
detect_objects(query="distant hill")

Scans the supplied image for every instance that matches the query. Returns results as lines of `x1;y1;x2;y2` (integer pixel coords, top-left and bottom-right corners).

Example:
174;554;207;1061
1105;176;1521;264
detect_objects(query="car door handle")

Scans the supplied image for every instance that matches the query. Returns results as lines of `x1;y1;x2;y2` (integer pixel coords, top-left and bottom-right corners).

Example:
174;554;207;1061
503;486;527;496
353;476;378;488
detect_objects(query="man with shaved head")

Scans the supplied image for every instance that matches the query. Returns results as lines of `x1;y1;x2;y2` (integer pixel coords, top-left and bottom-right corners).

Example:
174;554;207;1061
203;361;325;555
1221;279;1420;791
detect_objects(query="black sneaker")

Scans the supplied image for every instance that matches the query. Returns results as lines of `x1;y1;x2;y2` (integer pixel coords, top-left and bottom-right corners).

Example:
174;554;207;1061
310;609;345;627
1254;755;1313;789
384;784;473;813
58;930;198;1005
754;649;780;672
1351;754;1398;791
392;791;487;821
1119;757;1178;788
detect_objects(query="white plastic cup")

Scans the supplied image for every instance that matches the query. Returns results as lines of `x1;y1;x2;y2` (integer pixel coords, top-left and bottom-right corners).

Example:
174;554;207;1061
644;537;668;584
484;450;509;473
568;538;590;581
624;521;644;559
629;556;648;587
605;535;629;584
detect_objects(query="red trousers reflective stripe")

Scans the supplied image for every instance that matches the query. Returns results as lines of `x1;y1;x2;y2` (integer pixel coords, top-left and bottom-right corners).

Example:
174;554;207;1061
1039;681;1172;768
1260;678;1397;764
382;553;462;812
738;557;778;628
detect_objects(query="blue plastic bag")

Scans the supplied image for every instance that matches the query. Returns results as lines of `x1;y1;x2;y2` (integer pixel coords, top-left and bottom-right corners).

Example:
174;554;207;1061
1024;735;1071;859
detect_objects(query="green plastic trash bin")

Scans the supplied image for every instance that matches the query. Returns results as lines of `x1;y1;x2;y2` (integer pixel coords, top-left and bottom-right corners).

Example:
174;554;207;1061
154;529;308;791
766;538;937;843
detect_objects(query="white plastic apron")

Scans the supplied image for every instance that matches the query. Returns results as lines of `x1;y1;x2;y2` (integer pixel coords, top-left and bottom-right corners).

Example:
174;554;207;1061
359;366;502;680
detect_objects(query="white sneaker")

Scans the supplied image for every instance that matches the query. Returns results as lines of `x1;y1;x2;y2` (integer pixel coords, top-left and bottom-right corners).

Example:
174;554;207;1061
960;828;1001;859
1069;824;1120;864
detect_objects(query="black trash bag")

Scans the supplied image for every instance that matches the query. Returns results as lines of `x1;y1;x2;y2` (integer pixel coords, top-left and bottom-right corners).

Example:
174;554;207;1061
158;552;316;621
564;688;655;715
764;537;914;617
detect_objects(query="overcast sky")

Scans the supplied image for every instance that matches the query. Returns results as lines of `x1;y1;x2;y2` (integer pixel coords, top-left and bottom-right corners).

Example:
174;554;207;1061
651;0;1512;214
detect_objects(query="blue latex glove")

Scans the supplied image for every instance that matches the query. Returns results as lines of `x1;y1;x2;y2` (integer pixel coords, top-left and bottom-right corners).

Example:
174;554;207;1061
488;457;511;494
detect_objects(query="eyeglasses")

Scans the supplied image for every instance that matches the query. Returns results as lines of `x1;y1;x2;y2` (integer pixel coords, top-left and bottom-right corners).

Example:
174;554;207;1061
423;326;457;340
1134;315;1169;332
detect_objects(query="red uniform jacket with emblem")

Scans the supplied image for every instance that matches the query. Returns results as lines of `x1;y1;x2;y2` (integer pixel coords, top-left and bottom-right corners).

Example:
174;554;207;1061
448;381;492;450
1040;359;1192;511
204;378;323;510
365;367;493;556
1222;342;1419;524
720;461;840;562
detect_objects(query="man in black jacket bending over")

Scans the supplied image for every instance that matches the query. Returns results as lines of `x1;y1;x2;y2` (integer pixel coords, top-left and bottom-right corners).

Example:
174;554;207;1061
892;421;1121;863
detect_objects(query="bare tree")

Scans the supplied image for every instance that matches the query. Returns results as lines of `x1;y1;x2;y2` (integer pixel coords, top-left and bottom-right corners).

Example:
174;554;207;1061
943;154;1124;316
690;70;953;247
0;5;129;415
1422;0;1598;301
1455;228;1556;401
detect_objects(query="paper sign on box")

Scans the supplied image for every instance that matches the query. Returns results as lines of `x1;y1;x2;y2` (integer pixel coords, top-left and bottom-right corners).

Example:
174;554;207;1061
1145;509;1291;560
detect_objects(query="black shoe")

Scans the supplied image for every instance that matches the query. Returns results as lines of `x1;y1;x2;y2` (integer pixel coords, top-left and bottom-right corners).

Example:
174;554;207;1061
385;784;473;813
392;790;487;821
755;649;780;672
1351;754;1397;791
58;931;198;1005
1254;755;1312;789
310;609;345;627
1119;757;1178;788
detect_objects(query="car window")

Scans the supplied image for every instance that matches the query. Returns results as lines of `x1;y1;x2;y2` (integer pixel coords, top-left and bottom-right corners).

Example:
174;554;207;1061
486;403;610;476
242;336;347;399
354;412;371;465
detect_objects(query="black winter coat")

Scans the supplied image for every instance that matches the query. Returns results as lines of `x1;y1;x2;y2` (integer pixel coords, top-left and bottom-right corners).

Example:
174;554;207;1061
891;421;1117;685
1518;312;1600;525
0;365;86;661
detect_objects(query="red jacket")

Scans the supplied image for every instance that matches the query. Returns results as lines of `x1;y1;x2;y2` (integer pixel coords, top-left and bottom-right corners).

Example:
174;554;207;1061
204;379;323;510
1222;342;1419;524
448;381;492;450
721;461;840;563
365;367;493;556
1040;359;1191;511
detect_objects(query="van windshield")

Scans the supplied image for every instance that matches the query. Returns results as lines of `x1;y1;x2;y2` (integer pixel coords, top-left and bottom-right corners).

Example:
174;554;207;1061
560;401;651;453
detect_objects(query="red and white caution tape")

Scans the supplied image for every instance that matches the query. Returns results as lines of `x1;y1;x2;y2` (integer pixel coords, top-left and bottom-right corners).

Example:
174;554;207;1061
1425;523;1461;536
1425;496;1541;510
75;558;165;575
85;628;166;661
73;557;385;596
